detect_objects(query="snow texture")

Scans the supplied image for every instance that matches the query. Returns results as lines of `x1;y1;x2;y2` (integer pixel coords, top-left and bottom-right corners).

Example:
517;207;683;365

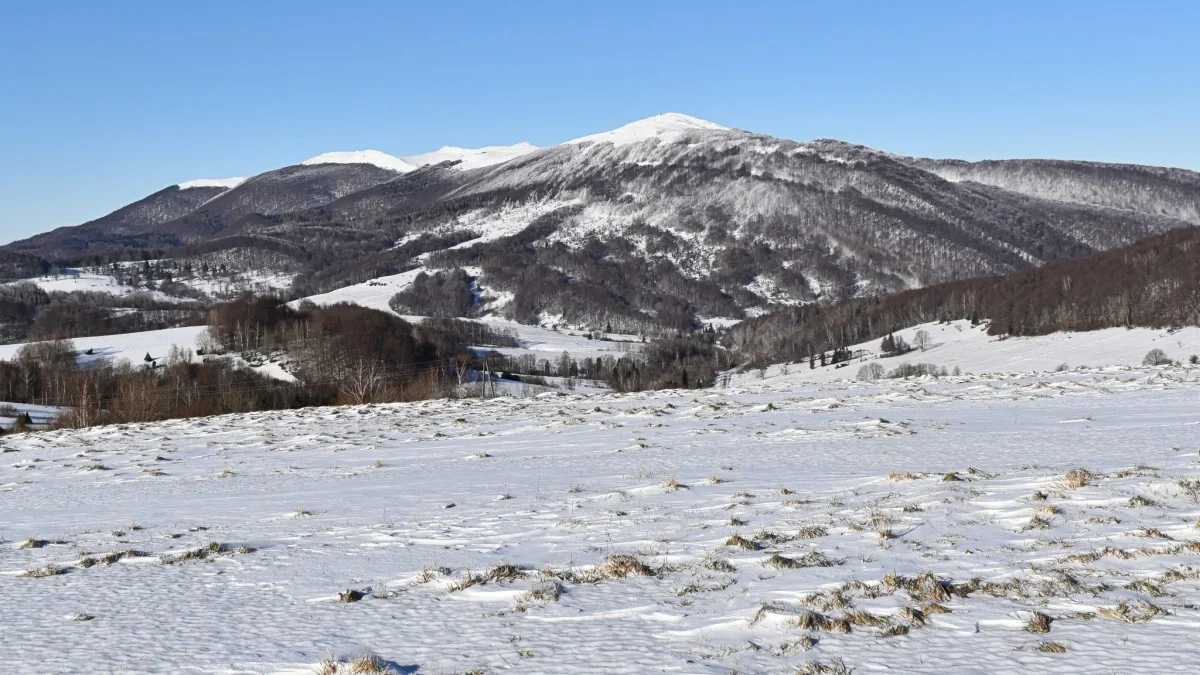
406;142;540;171
5;271;194;304
300;143;539;174
176;177;246;190
567;112;729;147
4;326;1200;672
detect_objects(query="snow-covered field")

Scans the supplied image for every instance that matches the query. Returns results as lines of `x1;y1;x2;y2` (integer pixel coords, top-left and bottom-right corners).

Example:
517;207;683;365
4;272;191;303
779;321;1200;384
4;357;1200;672
0;326;209;367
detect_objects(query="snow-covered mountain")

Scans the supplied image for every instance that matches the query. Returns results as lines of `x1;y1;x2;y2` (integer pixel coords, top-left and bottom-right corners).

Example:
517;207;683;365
177;177;247;190
6;113;1198;331
299;142;540;174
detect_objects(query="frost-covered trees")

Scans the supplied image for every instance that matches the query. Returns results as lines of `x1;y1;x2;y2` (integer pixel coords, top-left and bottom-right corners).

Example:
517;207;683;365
856;362;885;381
1142;349;1172;366
914;330;931;351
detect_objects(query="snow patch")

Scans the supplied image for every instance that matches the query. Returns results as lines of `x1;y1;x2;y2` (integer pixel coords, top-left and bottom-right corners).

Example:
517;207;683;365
177;177;246;190
406;143;539;171
300;149;418;173
566;112;728;147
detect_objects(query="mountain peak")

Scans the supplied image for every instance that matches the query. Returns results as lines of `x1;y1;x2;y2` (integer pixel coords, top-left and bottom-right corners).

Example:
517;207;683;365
177;177;246;190
566;112;728;147
300;149;417;173
405;142;540;171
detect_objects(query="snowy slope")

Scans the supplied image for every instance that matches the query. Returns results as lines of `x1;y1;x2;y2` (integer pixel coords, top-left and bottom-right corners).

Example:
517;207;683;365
299;143;539;174
756;320;1200;385
0;325;209;367
295;268;428;313
294;271;644;360
5;271;194;303
300;149;418;173
405;142;540;170
4;363;1200;672
176;177;246;190
567;112;729;146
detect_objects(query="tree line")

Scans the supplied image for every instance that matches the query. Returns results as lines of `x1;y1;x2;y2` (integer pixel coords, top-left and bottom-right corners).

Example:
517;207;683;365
727;226;1200;364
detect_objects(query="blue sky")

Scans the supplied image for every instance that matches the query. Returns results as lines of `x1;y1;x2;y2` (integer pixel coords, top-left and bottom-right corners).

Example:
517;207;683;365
1;0;1197;241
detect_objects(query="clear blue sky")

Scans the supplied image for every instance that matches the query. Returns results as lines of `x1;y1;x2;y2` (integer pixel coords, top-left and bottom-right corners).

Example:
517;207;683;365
2;0;1197;242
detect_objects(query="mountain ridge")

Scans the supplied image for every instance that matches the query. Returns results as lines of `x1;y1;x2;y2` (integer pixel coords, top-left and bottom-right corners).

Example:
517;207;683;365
5;113;1198;333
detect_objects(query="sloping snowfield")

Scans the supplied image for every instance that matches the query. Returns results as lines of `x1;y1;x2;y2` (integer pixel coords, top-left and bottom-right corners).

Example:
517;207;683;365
4;359;1200;673
0;326;209;367
788;321;1200;384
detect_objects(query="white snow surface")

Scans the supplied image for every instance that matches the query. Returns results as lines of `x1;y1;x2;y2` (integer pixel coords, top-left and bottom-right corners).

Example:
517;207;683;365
566;112;728;147
4;271;193;303
4;357;1200;672
176;177;246;190
0;326;209;367
772;320;1200;383
0;326;298;383
293;273;644;360
406;142;540;171
299;149;420;173
300;143;539;174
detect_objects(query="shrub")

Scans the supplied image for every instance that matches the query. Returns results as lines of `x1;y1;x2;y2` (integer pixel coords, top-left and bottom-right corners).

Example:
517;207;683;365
887;362;945;379
1142;348;1172;366
856;363;885;381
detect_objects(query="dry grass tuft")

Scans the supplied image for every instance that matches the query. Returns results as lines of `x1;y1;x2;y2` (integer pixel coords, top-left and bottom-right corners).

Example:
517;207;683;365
777;635;817;653
338;589;365;603
349;652;391;674
447;570;481;592
766;551;842;569
795;525;828;539
24;564;67;578
725;533;760;550
1025;612;1053;633
1036;641;1068;653
1064;468;1095;489
596;554;653;579
1023;514;1052;531
1137;526;1170;539
805;590;850;612
516;580;563;604
483;563;525;583
766;553;801;569
1098;600;1167;623
1124;579;1166;597
662;478;681;491
900;606;926;626
317;652;394;674
789;610;822;630
796;657;852;675
703;556;737;573
1128;495;1158;507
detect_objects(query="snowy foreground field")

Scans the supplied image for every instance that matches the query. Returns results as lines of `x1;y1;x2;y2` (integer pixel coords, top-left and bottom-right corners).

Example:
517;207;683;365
4;364;1200;673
